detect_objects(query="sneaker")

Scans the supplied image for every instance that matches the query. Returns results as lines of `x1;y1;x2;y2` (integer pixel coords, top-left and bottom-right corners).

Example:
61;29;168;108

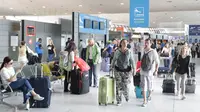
181;96;186;100
25;103;30;110
142;102;147;107
116;102;122;106
33;94;44;101
147;96;151;102
125;98;129;102
176;91;180;96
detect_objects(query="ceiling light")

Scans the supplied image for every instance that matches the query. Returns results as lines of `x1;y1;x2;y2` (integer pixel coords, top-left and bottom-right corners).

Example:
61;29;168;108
98;12;101;14
120;3;124;5
78;5;82;7
10;8;13;10
153;22;156;23
65;13;68;14
170;17;173;19
167;1;172;3
42;6;46;8
34;14;37;15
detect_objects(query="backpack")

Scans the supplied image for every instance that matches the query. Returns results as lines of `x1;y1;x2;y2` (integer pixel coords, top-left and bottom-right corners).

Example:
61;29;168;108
116;49;131;71
141;50;153;71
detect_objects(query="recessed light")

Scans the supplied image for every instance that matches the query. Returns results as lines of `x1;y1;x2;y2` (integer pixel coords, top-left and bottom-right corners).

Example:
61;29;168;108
98;12;101;14
153;22;156;23
170;17;173;19
34;14;37;15
65;13;68;14
78;5;82;7
120;3;124;5
42;6;46;8
167;1;172;3
10;8;13;10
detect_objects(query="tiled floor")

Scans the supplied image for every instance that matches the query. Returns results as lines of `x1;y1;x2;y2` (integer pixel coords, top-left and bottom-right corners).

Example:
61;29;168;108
1;58;200;112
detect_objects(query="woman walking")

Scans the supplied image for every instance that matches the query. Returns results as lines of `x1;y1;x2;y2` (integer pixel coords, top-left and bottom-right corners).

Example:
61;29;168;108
174;45;190;100
111;39;135;106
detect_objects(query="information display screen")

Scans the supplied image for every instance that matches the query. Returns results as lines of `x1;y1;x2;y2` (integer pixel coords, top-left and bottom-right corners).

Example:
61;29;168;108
84;19;92;28
99;22;105;30
92;21;99;29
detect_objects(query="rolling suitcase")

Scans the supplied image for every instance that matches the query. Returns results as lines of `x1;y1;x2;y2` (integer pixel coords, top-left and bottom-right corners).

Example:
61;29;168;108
98;71;115;106
162;74;175;93
29;64;52;108
185;78;196;93
71;69;90;94
158;67;170;78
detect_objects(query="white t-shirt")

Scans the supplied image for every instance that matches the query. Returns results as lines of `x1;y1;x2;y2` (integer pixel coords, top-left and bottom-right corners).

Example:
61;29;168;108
89;47;93;59
0;67;16;88
80;41;86;49
140;49;160;76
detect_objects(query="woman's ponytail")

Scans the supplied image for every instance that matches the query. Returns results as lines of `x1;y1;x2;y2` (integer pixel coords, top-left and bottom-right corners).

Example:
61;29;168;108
0;62;5;71
0;56;12;71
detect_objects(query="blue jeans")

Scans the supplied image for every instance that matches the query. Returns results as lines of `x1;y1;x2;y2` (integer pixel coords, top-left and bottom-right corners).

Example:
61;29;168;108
9;78;33;104
164;59;170;68
48;54;54;62
88;59;97;86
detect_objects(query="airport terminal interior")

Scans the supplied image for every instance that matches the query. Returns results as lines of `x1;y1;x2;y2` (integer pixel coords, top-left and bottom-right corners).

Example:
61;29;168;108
0;0;200;112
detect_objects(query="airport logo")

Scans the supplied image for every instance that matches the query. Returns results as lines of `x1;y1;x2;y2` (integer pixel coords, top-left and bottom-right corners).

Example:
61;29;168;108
134;7;144;17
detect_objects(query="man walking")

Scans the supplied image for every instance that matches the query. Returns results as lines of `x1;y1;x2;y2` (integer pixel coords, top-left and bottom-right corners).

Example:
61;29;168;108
140;38;160;107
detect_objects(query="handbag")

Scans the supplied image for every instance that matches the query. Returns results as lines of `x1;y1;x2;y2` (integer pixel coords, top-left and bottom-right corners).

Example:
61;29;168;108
170;55;180;74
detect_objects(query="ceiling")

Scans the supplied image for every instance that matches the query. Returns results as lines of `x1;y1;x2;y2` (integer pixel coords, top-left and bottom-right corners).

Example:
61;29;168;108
1;0;200;28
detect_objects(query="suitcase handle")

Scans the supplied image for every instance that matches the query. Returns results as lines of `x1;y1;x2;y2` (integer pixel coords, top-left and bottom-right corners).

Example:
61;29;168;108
109;69;114;78
34;64;43;78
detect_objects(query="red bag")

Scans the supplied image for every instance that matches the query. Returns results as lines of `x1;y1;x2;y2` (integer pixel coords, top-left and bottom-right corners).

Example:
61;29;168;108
136;61;141;73
74;57;90;72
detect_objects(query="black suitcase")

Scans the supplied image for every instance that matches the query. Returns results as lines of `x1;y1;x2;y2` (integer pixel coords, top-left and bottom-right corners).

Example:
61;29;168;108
133;72;140;87
185;78;196;93
29;64;52;108
71;69;89;94
162;74;175;93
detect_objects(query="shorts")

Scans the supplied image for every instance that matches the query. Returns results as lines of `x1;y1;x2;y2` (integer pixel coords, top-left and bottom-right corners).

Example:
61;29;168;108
140;75;153;91
18;56;28;65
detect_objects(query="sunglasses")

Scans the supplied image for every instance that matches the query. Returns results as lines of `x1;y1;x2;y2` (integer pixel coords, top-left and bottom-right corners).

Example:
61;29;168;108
8;62;13;65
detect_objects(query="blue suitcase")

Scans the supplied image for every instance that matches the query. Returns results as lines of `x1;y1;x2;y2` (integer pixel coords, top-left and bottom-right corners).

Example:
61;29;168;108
29;64;52;108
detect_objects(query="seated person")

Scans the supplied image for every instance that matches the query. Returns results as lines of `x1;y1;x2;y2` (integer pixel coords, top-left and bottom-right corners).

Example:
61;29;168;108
0;56;44;110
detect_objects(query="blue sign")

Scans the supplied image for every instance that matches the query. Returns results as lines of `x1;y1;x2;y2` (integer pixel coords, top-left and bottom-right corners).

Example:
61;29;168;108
130;0;149;28
79;13;107;34
189;25;200;36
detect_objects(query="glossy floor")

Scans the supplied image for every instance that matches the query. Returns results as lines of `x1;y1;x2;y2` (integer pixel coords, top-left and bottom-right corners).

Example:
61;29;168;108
1;58;200;112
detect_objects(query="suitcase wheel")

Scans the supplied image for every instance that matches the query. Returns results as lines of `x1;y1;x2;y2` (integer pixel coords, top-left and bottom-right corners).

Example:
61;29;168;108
99;102;101;105
112;101;114;104
105;104;107;106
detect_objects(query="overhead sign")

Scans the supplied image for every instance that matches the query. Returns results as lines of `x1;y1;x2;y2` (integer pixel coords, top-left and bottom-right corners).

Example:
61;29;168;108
189;25;200;36
130;0;149;28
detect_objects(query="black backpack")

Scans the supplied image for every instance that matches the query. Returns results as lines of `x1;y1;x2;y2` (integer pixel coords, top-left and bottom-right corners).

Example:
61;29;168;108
141;50;153;71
